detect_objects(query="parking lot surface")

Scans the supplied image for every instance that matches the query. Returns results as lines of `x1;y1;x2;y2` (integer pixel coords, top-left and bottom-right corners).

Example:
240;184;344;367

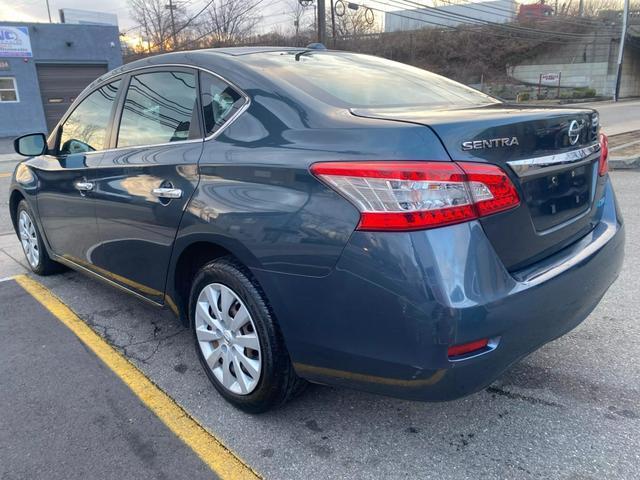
0;279;218;480
1;169;639;479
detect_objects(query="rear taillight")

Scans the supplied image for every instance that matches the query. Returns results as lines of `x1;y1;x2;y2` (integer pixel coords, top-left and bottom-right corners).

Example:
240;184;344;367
599;133;609;176
310;161;520;231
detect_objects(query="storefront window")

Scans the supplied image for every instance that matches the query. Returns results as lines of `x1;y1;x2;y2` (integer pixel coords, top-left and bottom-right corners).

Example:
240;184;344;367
0;77;18;102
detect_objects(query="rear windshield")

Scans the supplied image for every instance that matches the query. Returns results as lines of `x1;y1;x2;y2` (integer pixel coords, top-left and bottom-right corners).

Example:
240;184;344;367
251;51;499;108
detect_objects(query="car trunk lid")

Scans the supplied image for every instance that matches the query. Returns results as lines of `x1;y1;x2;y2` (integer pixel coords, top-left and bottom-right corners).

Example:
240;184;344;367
351;104;603;271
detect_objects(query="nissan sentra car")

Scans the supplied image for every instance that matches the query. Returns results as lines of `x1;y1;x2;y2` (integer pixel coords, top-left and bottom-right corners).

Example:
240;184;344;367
9;47;624;413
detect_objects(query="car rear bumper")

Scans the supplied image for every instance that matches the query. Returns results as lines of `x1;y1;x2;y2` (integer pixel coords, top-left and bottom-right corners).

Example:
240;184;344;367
254;177;625;401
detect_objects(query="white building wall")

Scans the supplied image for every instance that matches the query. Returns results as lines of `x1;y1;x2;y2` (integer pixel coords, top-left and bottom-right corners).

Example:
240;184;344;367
385;0;517;32
508;62;612;94
508;36;640;98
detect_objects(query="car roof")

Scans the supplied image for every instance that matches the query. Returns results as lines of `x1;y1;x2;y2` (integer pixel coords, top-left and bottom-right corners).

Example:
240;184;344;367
198;46;311;56
87;46;344;98
99;47;328;79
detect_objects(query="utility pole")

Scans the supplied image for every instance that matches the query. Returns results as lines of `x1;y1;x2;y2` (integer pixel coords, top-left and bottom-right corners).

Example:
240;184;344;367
578;0;584;16
614;0;630;102
166;0;178;50
45;0;52;22
330;0;336;47
317;0;326;44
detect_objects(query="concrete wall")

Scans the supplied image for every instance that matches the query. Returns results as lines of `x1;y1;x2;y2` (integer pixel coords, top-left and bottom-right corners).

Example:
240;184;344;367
508;61;612;93
0;22;122;138
618;45;640;98
508;32;640;98
385;0;517;33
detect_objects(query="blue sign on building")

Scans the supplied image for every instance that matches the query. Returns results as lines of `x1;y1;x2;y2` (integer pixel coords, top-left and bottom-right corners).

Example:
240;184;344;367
0;26;33;58
0;22;122;138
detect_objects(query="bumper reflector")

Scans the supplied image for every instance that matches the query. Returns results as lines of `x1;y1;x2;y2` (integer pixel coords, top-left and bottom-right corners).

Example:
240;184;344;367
447;338;490;358
599;133;609;177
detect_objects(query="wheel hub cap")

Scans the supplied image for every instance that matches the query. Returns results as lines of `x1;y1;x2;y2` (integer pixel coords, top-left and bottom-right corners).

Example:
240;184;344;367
18;210;39;269
195;283;262;395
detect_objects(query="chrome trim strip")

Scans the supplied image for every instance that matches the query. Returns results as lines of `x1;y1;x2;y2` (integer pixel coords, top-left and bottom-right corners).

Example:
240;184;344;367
507;143;600;177
517;218;617;287
97;138;204;155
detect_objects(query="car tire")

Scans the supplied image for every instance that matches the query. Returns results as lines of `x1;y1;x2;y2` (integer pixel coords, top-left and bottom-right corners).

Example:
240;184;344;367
16;200;63;276
189;256;306;413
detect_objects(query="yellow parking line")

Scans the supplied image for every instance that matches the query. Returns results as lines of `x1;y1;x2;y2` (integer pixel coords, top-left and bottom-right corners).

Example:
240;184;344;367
0;173;11;178
15;274;261;480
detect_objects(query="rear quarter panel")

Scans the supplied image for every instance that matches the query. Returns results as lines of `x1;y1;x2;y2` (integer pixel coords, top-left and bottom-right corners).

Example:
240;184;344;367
167;93;452;323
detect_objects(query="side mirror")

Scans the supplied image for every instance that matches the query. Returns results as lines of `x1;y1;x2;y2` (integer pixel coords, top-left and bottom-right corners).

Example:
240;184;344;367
14;133;47;157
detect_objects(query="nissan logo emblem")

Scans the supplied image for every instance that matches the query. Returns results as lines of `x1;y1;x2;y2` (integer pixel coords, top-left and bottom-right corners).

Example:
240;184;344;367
568;120;582;145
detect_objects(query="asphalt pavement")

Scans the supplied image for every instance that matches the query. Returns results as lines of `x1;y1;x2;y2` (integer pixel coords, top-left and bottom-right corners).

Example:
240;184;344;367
580;99;640;136
0;170;639;479
0;280;217;480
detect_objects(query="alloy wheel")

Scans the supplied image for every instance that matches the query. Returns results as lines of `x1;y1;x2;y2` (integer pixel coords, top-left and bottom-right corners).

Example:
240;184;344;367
18;210;40;269
195;283;262;395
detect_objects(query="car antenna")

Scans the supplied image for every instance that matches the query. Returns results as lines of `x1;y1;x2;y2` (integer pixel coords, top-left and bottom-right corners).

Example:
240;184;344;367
295;43;327;61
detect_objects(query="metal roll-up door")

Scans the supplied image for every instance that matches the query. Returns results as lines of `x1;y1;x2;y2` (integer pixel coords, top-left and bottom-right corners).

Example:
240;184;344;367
36;64;108;132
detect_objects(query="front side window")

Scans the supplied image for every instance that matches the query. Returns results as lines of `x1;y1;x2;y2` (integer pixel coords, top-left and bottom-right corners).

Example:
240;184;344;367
117;71;197;148
59;80;121;154
0;77;19;102
200;73;244;136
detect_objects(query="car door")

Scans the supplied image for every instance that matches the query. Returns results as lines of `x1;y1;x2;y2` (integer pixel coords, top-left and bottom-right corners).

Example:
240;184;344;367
90;68;203;303
34;79;122;268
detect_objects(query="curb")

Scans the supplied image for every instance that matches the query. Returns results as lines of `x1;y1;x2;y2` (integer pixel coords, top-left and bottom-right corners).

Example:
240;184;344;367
610;156;640;170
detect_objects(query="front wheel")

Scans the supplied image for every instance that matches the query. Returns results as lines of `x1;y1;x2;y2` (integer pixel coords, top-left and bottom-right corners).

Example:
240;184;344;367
16;200;62;276
189;257;306;413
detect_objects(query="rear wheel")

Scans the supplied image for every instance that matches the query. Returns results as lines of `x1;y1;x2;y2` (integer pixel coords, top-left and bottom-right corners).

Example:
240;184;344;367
190;257;306;413
16;200;61;276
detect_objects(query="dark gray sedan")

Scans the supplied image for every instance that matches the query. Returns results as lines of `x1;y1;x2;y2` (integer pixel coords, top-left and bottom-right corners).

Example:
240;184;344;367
9;47;624;412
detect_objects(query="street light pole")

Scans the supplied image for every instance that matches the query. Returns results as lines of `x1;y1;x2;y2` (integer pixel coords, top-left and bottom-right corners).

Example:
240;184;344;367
317;0;326;44
614;0;630;102
45;0;52;23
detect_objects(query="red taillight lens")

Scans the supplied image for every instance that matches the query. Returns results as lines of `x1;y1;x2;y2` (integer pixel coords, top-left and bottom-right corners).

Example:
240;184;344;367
599;133;609;176
458;163;522;217
310;161;520;231
447;338;490;358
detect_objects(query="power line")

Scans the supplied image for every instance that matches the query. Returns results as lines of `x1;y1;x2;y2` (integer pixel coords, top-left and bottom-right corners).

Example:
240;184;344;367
382;0;613;38
173;0;284;50
376;0;616;41
361;0;614;44
127;0;240;49
432;0;605;28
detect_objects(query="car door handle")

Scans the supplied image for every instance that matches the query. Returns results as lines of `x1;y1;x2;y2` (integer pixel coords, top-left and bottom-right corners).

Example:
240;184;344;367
75;181;94;191
152;187;182;199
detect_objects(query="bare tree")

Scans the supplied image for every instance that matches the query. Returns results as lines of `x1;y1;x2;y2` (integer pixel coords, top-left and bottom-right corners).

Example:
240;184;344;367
331;5;380;39
287;0;308;41
129;0;191;51
196;0;264;47
562;0;640;16
129;0;172;51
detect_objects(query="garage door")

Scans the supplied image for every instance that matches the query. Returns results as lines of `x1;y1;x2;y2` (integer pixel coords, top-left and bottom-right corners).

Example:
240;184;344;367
36;64;108;132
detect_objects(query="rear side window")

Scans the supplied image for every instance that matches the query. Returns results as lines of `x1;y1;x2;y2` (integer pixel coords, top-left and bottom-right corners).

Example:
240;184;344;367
117;71;198;148
200;72;245;137
252;52;498;108
59;80;121;154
